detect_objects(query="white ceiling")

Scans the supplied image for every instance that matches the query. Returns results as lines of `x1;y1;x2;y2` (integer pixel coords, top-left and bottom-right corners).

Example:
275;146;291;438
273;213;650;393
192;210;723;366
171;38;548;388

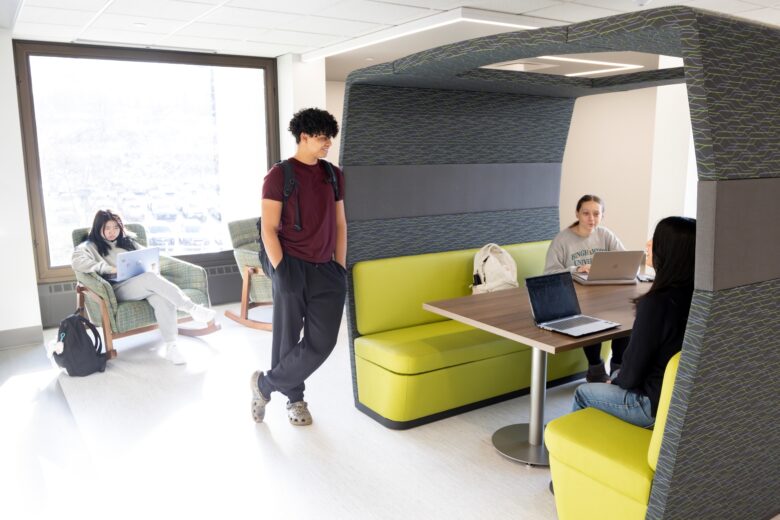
5;0;780;80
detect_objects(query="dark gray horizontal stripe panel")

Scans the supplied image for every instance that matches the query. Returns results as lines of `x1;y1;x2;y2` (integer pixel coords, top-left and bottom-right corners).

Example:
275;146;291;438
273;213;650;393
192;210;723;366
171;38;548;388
696;178;780;291
347;207;559;265
345;163;561;222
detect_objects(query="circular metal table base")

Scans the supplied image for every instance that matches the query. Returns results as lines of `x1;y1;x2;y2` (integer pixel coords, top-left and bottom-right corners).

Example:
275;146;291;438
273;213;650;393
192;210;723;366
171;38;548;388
492;424;549;466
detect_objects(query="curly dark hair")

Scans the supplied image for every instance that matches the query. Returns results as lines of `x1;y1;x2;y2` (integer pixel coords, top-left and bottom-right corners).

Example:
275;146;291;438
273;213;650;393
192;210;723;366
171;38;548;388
86;209;137;257
288;108;339;143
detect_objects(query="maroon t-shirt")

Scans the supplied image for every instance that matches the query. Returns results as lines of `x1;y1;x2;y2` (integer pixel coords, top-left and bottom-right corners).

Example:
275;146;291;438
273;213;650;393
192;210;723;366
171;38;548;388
262;158;345;264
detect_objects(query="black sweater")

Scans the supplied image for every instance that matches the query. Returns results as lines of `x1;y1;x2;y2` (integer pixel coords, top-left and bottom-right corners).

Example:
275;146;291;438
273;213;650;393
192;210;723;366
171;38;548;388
613;285;693;416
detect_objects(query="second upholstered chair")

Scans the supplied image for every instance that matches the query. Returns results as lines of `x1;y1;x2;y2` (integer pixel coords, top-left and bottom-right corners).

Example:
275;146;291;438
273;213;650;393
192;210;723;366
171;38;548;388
224;218;273;330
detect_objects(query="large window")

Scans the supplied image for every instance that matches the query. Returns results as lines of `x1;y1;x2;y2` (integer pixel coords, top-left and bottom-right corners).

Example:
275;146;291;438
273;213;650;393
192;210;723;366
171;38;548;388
15;41;278;282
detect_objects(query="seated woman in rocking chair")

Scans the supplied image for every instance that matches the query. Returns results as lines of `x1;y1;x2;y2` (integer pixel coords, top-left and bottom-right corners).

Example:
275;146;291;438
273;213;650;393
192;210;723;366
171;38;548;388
72;209;216;365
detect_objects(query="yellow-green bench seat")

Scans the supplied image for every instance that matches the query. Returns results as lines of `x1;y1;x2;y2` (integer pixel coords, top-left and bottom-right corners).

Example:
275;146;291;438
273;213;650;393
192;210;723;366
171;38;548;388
351;241;597;428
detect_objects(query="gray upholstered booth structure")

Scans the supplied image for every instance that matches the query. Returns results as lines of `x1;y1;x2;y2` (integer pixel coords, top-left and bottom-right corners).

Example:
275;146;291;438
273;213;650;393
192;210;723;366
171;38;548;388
340;6;779;519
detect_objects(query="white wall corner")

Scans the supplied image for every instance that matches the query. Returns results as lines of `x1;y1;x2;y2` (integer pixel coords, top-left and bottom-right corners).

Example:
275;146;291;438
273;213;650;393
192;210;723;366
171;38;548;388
276;54;327;159
325;81;346;167
561;88;658;250
0;30;43;333
647;83;693;237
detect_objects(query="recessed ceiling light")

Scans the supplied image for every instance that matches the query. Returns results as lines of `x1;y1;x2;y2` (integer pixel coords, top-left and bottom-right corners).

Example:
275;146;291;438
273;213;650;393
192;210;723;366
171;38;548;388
538;55;643;76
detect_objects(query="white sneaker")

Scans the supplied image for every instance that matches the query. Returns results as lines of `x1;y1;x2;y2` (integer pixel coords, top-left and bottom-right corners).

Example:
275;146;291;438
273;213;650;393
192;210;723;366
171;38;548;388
165;343;186;365
189;304;216;323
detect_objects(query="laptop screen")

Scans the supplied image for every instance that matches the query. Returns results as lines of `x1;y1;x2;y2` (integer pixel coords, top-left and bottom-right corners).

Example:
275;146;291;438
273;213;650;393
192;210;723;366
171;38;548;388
525;272;582;324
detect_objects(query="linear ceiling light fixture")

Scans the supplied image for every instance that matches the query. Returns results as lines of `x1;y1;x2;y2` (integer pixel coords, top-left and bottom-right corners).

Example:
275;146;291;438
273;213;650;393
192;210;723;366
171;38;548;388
538;55;644;76
301;7;538;62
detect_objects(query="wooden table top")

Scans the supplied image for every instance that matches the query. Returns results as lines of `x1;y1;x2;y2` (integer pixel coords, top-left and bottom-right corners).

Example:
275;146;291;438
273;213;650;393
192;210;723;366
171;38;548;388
423;282;651;355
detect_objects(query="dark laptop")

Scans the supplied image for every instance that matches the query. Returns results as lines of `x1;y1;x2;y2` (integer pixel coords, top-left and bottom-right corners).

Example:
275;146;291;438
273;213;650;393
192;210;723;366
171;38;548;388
525;272;619;337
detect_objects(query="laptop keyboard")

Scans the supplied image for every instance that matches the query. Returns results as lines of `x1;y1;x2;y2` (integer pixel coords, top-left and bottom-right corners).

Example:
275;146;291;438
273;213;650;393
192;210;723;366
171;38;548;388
550;316;596;329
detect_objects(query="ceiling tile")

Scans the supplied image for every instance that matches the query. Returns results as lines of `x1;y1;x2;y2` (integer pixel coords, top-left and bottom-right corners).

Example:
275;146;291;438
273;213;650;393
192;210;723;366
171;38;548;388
227;0;341;15
175;22;269;40
324;0;437;24
739;0;779;5
259;29;343;46
201;6;299;28
732;6;780;22
468;0;563;14
89;13;186;33
106;0;216;21
687;0;768;13
78;26;163;44
157;34;240;51
162;34;312;56
25;0;109;9
12;21;82;40
524;2;622;22
276;14;388;36
367;0;463;8
17;6;95;27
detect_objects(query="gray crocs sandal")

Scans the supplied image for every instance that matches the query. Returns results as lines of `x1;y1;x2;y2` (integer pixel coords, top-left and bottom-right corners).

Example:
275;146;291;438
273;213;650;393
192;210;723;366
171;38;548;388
286;400;312;426
250;371;270;423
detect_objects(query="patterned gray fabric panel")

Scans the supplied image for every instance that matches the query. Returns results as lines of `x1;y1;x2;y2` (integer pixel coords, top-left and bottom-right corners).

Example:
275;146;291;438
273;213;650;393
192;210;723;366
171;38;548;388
342;85;575;166
647;282;780;519
688;14;780;180
345;163;561;221
346;207;559;265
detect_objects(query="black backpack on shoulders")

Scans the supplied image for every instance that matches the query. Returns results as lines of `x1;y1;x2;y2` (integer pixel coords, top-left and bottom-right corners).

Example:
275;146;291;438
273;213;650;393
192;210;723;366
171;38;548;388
53;312;107;377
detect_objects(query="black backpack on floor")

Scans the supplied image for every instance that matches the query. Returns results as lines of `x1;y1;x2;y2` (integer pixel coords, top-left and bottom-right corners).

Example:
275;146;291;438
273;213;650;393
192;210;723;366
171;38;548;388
53;312;107;377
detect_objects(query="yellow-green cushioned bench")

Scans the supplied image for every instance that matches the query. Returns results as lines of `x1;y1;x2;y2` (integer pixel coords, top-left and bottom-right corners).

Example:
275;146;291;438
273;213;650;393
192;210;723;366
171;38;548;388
352;241;604;429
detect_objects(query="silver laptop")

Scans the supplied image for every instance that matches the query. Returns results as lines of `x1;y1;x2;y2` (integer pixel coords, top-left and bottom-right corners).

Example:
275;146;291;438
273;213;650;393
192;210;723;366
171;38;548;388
526;272;619;337
114;247;160;282
572;250;644;285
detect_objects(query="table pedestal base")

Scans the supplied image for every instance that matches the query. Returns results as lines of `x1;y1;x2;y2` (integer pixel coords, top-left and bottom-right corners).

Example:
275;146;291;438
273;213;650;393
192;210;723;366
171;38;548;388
491;424;549;466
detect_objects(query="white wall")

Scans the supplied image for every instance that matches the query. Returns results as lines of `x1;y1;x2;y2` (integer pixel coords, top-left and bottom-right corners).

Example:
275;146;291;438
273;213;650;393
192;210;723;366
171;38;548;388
325;80;346;167
561;84;693;250
276;54;326;159
0;30;42;335
647;83;694;237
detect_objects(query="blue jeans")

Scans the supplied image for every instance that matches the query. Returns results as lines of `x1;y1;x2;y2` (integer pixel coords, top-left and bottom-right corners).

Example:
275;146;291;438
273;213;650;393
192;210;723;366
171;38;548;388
572;382;655;428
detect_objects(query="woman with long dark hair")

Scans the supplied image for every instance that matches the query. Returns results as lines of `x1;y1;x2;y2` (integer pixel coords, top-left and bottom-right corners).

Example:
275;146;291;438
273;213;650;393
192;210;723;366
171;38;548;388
571;216;696;427
544;194;628;382
72;209;216;365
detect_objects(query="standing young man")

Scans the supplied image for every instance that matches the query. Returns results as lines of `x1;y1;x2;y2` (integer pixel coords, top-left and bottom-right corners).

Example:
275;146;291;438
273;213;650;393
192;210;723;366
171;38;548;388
250;108;347;426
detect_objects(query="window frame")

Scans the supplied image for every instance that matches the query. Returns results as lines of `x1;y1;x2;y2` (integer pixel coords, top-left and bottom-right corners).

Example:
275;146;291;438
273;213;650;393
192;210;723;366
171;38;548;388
13;40;279;283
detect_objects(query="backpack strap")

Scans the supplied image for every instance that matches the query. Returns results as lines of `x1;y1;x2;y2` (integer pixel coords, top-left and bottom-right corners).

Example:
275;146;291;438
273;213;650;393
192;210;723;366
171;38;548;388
277;160;302;231
320;160;340;201
76;313;103;355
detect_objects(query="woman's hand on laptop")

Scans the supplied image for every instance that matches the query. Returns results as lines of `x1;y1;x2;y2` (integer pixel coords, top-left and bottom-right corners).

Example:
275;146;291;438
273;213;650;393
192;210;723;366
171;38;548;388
576;265;591;274
107;266;117;274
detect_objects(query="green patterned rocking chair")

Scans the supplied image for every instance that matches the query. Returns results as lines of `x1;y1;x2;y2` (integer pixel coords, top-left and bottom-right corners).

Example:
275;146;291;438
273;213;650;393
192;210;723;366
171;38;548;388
72;223;220;359
224;218;273;330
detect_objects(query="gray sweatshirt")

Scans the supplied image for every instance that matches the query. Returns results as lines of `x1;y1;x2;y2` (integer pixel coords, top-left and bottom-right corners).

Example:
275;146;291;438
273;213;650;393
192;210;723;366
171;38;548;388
543;226;625;274
71;240;141;274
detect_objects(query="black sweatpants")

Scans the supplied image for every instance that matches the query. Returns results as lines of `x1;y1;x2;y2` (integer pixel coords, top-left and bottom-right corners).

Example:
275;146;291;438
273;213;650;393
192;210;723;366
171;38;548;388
583;336;629;366
259;252;347;403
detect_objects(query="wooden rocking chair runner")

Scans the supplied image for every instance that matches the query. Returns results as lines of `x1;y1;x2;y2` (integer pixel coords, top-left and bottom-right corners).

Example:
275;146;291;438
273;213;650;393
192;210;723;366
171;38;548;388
223;218;273;330
72;224;220;359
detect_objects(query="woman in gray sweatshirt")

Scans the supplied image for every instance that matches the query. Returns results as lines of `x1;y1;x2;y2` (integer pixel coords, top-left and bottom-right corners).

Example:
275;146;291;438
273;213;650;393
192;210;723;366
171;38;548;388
72;210;216;365
543;194;627;383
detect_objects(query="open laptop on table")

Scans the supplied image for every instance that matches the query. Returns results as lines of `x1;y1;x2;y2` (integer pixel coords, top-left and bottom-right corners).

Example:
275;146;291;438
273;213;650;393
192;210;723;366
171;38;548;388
525;271;619;337
572;250;644;285
109;247;160;283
